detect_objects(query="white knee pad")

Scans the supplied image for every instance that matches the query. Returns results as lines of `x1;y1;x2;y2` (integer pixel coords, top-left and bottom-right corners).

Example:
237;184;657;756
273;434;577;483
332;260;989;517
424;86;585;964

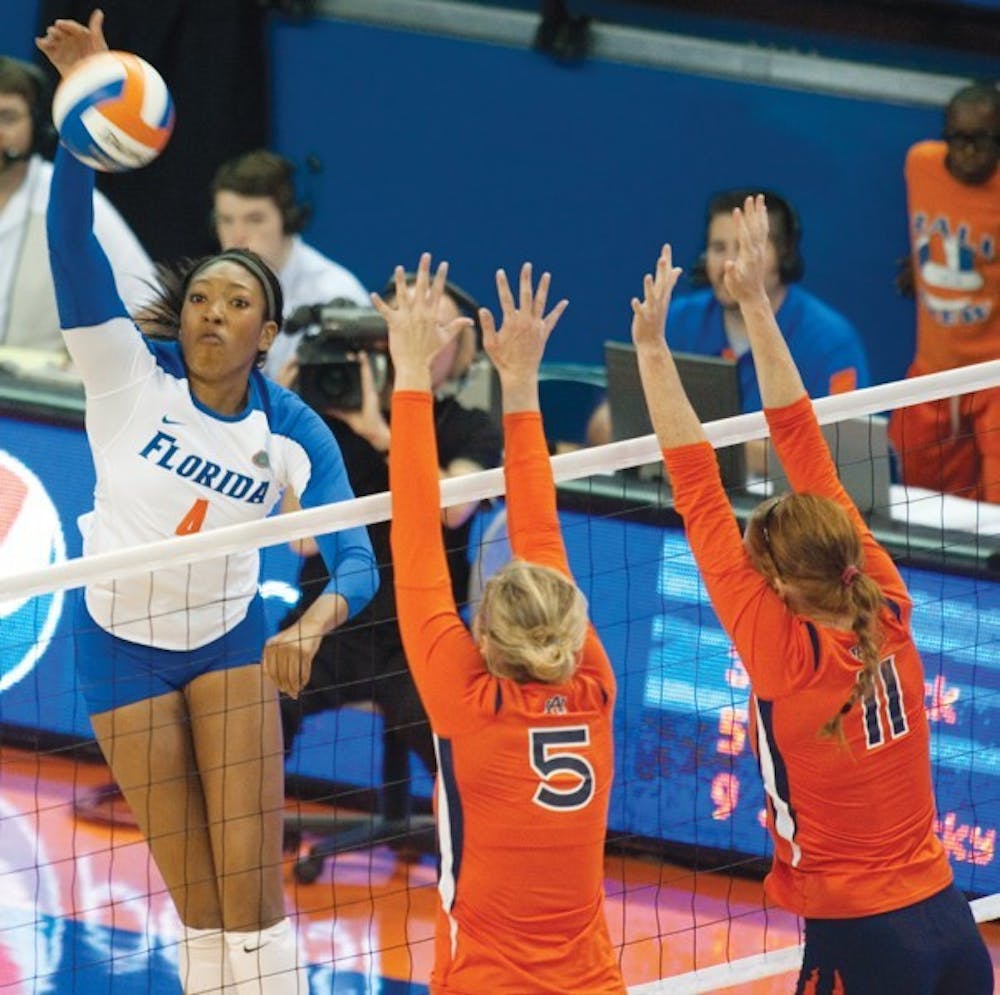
224;917;307;995
178;925;232;994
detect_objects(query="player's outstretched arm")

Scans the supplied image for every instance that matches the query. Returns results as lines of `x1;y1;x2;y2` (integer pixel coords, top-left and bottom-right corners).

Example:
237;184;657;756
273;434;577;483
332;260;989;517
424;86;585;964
379;255;481;699
39;10;127;334
723;195;806;409
631;244;702;449
481;263;570;572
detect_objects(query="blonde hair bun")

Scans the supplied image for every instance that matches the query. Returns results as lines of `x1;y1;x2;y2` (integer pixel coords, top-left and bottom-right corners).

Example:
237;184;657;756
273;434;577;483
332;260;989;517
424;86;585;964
477;560;588;684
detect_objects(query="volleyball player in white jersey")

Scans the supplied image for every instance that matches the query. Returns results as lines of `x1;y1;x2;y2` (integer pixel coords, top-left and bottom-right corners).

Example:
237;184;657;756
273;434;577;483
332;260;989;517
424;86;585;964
39;13;378;994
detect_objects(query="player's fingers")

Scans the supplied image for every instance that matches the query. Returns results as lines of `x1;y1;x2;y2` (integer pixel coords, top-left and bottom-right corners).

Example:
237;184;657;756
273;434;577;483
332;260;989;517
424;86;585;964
542;298;569;336
756;193;769;239
495;268;515;317
478;306;498;345
518;261;534;314
288;647;307;697
430;259;450;312
370;291;390;317
533;271;551;319
89;9;109;49
735;205;754;253
393;265;408;307
262;650;287;698
281;646;300;698
412;253;432;302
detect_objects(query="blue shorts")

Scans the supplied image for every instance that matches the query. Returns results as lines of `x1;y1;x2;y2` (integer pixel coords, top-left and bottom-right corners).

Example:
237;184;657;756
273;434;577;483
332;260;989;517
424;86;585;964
73;591;267;716
795;883;993;995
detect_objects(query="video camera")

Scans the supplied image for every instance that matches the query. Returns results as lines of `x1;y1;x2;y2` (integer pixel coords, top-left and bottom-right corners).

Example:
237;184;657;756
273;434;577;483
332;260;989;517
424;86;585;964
293;300;388;411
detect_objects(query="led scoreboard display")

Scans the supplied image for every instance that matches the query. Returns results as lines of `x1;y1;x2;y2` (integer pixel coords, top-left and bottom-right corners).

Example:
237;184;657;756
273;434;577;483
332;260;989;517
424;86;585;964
2;410;998;895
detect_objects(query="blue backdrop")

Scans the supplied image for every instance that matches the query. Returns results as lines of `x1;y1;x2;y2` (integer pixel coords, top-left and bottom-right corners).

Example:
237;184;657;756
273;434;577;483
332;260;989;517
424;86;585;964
267;15;941;392
6;2;975;396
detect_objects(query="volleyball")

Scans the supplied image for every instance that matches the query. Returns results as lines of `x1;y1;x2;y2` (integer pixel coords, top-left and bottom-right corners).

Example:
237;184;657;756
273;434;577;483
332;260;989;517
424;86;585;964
51;50;174;172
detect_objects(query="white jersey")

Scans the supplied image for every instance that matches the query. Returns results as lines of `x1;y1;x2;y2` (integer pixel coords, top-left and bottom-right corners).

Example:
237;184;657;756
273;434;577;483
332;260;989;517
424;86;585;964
48;147;376;650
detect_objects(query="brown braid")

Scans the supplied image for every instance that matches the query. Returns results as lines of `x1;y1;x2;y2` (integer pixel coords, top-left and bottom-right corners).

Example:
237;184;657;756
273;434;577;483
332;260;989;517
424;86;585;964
745;494;886;742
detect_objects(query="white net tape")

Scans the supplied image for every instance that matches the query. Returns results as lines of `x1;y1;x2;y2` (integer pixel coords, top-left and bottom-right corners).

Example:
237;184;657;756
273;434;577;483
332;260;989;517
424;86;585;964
2;360;998;603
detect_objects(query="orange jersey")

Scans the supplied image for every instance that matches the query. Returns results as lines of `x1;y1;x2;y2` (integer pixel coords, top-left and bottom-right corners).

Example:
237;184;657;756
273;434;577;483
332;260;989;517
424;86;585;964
663;395;952;919
390;392;624;995
906;140;1000;371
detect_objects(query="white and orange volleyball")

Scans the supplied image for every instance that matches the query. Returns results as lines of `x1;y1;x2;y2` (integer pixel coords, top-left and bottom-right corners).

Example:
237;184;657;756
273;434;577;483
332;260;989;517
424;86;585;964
52;50;174;172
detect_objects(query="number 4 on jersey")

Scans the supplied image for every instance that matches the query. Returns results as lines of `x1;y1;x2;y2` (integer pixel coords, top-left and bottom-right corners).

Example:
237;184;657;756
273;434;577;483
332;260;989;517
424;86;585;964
529;726;596;811
175;498;208;535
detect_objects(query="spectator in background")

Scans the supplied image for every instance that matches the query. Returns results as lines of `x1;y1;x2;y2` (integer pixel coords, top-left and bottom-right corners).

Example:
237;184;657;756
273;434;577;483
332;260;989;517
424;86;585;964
890;82;1000;503
587;189;870;452
281;273;502;816
211;149;369;382
0;55;154;359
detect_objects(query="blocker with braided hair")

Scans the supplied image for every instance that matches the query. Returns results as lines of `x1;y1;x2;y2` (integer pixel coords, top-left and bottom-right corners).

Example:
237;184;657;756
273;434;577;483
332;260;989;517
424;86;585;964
633;194;992;995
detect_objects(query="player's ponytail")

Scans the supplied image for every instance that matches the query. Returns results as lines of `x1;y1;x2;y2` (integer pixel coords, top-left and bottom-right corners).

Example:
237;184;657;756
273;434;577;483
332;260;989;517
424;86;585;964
134;260;188;339
819;570;884;742
746;494;887;741
476;560;588;685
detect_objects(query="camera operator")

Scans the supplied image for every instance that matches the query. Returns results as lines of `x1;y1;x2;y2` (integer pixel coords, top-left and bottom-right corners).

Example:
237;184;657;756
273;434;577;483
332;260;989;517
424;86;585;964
280;277;502;822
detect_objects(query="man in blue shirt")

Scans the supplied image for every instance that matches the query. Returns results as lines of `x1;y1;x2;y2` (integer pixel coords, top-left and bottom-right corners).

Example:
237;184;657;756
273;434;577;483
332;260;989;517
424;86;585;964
588;189;870;445
672;188;869;412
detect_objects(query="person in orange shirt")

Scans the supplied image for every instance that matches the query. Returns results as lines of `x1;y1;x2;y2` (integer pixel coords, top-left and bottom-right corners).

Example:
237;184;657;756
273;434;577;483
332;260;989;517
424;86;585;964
890;82;1000;502
374;254;625;995
633;197;992;994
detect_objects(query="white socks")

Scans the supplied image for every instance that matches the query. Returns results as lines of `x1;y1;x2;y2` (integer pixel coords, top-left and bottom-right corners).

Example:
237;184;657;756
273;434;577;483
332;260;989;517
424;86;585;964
223;917;307;995
178;925;232;994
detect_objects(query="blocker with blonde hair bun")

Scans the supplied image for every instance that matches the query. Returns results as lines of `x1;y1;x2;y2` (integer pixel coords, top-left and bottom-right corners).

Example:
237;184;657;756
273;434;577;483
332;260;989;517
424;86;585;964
476;559;588;684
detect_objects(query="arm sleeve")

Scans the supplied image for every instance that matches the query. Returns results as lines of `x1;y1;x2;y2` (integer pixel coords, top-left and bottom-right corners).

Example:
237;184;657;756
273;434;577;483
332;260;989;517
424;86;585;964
503;411;570;575
664;442;824;698
765;395;911;615
291;405;378;618
46;145;129;330
503;411;615;691
390;390;486;729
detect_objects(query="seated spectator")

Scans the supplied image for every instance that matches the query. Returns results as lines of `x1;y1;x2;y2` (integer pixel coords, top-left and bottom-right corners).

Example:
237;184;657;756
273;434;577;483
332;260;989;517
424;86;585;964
211;149;369;382
889;82;1000;503
587;189;870;452
0;55;154;359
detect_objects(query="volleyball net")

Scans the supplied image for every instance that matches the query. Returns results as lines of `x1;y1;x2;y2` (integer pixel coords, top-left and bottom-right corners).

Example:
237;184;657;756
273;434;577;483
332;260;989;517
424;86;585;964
1;359;998;993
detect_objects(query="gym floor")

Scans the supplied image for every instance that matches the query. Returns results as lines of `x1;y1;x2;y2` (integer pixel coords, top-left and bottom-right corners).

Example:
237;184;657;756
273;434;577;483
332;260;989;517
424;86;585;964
2;745;997;994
